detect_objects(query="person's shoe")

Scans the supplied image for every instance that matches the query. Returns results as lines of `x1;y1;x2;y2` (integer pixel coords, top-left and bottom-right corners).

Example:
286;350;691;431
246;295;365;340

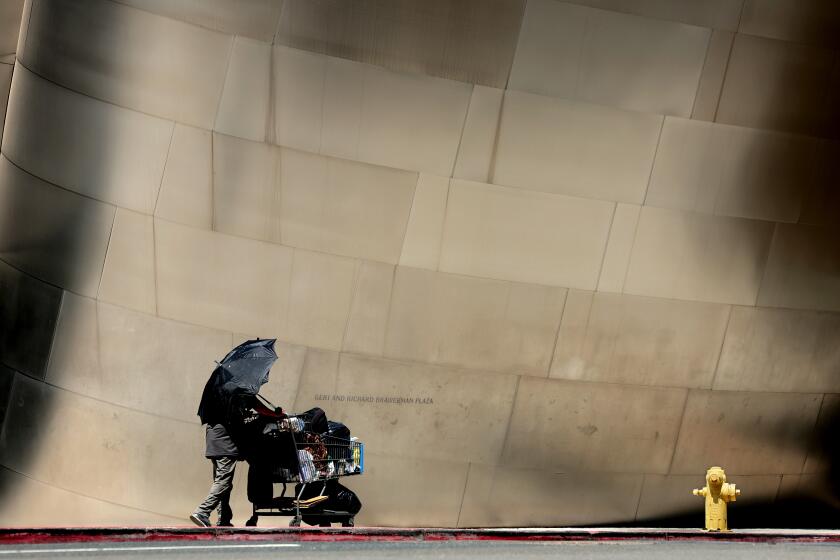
217;521;234;527
189;513;211;528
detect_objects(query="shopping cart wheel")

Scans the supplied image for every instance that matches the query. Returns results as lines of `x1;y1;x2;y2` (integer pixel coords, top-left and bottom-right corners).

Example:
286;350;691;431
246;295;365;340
342;517;354;528
289;517;301;527
245;515;258;527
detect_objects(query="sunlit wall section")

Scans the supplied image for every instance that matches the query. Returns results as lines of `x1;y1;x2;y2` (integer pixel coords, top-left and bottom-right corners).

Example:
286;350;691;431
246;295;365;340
0;0;839;527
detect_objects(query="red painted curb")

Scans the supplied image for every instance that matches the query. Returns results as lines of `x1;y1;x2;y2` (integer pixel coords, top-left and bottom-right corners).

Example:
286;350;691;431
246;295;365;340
2;528;840;545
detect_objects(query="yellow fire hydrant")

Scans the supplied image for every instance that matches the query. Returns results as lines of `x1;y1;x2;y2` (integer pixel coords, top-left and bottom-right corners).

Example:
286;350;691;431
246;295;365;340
692;466;740;531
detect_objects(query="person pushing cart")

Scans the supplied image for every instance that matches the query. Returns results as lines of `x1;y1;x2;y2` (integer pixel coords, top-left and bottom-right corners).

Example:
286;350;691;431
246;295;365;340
191;339;364;528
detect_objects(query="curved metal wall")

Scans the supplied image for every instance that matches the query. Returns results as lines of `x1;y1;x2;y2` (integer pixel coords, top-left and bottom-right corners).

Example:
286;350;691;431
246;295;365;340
1;0;839;527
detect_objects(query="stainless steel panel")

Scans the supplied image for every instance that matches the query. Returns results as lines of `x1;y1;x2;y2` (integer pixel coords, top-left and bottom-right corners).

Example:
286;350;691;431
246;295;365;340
624;206;775;305
398;174;449;271
563;0;743;31
278;148;417;264
47;292;233;423
0;0;24;56
293;351;518;466
272;46;471;176
670;390;823;474
3;64;173;214
98;209;156;314
347;452;468;527
804;394;840;474
0;464;178;527
284;249;358;351
385;266;566;375
509;0;710;116
0;365;13;436
0;156;115;297
21;0;232;128
800;139;840;226
0;374;211;518
758;223;840;312
503;376;687;473
154;124;213;229
459;464;644;527
275;0;526;88
0;63;12;149
342;261;395;356
647;117;816;223
452;86;503;183
211;132;279;242
112;0;283;42
213;133;418;263
597;203;641;293
551;290;730;388
0;261;62;379
740;0;840;47
351;61;471;176
214;37;271;143
716;34;835;137
154;218;293;336
715;306;840;393
691;30;734;121
439;179;614;288
493;90;662;204
271;45;324;153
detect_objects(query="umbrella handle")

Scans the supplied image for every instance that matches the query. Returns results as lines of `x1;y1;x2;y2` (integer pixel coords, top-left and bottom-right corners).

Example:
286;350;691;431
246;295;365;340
257;393;277;409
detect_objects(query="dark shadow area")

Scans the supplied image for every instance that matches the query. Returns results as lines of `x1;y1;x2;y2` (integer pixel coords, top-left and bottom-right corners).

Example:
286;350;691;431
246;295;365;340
0;365;14;436
0;368;58;502
0;262;62;501
0;260;62;379
633;0;840;529
614;399;840;529
614;496;840;530
759;0;840;525
812;395;840;501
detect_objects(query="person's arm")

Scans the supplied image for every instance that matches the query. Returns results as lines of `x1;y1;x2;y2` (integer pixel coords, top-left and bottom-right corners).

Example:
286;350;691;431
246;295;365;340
251;397;286;418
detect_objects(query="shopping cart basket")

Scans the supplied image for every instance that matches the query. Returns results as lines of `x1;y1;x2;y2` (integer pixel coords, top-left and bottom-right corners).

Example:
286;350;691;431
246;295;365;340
245;416;364;527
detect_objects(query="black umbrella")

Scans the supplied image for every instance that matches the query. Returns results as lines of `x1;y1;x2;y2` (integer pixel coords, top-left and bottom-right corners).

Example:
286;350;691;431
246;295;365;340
197;339;278;425
217;338;278;394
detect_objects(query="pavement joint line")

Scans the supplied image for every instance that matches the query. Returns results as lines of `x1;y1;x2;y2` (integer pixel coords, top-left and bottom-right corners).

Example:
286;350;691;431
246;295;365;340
0;544;301;554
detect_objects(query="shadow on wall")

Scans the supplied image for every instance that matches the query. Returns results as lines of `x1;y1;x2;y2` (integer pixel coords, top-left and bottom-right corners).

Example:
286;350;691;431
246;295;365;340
623;399;840;529
0;259;62;500
0;0;122;505
640;0;840;527
811;396;840;506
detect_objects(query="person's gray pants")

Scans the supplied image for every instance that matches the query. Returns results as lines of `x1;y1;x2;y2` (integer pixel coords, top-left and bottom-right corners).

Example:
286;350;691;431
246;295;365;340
194;456;236;524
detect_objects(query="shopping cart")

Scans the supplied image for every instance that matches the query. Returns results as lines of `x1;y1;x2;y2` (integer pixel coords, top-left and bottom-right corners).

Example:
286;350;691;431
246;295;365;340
244;416;364;527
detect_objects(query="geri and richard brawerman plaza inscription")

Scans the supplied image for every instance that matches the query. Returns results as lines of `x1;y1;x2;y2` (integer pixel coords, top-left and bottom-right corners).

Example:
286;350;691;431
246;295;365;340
314;394;435;405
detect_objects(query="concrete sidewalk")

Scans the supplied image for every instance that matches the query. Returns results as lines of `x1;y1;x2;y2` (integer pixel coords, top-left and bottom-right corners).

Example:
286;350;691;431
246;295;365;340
2;527;839;545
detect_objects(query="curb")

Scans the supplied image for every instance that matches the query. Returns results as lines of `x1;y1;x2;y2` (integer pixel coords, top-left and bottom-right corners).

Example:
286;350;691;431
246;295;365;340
2;527;840;545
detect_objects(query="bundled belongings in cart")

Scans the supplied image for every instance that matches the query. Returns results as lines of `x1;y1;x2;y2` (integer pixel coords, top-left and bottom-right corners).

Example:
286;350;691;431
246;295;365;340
242;406;364;527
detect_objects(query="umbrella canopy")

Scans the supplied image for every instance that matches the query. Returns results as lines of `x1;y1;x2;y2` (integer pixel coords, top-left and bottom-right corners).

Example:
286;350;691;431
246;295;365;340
197;338;277;425
217;338;278;395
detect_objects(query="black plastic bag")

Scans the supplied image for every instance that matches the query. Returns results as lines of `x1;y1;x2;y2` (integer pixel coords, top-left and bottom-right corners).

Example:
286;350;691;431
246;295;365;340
296;480;362;525
298;407;328;434
331;482;362;514
247;462;273;504
327;420;350;439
